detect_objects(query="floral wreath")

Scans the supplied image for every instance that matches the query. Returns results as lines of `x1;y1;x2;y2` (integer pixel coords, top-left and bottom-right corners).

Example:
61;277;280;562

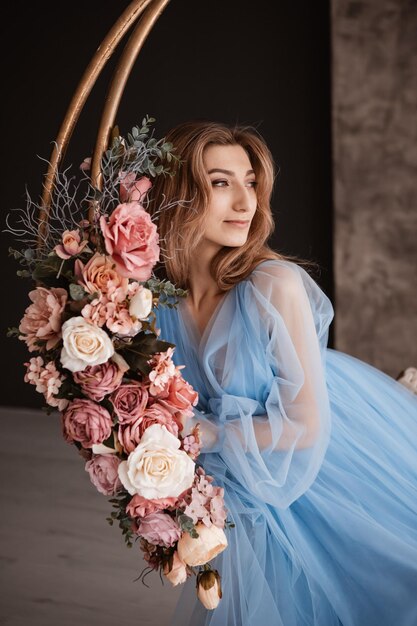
6;115;234;610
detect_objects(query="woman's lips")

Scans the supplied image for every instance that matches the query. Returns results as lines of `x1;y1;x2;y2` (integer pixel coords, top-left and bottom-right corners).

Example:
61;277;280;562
224;220;250;228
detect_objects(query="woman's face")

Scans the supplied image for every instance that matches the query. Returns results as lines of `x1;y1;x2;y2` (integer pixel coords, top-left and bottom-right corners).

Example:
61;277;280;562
200;144;258;250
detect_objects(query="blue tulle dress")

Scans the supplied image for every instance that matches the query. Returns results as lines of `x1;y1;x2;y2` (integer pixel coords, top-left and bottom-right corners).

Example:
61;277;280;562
154;259;417;626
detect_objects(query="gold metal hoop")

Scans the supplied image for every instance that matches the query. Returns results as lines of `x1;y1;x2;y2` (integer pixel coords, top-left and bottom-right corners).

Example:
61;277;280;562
38;0;171;244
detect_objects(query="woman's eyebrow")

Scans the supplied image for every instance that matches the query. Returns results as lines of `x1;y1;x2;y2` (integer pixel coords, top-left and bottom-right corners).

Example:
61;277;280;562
207;168;255;176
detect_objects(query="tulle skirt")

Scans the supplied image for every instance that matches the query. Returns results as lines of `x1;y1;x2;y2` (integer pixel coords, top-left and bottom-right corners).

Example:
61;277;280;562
168;348;417;626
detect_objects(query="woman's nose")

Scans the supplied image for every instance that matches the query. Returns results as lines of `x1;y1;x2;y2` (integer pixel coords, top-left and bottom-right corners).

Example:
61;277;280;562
232;184;252;211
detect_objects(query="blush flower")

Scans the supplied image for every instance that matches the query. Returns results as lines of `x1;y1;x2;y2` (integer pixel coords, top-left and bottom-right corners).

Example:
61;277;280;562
62;399;113;448
85;454;122;495
73;353;129;401
148;347;178;396
24;356;69;411
126;494;178;519
99;202;160;281
163;551;188;587
19;287;68;352
119;172;152;203
137;512;182;548
54;229;89;260
177;522;228;567
110;381;149;424
74;252;129;296
118;403;179;453
156;372;199;430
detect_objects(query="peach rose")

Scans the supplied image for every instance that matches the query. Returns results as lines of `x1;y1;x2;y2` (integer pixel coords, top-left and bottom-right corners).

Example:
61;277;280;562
85;454;122;495
99;202;159;281
19;287;68;352
74;252;129;296
126;493;178;518
62;399;113;448
110;381;149;424
177;522;228;567
54;229;89;260
163;551;188;587
73;353;129;401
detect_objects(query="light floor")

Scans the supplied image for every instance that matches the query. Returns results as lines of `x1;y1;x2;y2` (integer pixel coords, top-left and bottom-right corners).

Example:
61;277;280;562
0;406;182;626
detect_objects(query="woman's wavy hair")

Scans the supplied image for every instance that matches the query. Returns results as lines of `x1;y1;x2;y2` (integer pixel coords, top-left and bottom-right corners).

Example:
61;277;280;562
147;119;319;292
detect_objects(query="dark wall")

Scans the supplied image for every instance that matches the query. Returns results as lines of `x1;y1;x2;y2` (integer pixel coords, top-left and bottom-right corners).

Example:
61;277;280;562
1;0;333;407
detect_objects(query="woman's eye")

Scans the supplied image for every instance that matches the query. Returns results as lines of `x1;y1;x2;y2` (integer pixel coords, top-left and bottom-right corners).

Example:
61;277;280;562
247;180;258;188
211;179;229;187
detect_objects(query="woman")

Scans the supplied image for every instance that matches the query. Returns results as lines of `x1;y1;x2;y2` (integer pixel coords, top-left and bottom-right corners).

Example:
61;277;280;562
148;120;417;626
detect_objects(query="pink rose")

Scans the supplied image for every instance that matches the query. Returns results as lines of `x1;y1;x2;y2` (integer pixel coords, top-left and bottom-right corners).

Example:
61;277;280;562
74;252;129;296
85;454;122;495
137;512;182;548
157;375;199;430
118;403;179;453
119;172;152;203
54;229;89;260
19;287;68;352
110;381;149;424
99;202;160;281
138;403;179;437
117;415;143;453
74;354;129;401
126;493;178;519
166;375;199;412
62;399;113;448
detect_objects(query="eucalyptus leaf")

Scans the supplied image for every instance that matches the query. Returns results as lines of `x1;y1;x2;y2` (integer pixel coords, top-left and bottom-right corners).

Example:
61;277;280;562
69;283;87;301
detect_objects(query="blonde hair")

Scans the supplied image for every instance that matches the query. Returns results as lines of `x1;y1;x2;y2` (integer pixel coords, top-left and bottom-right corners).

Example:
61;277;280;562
147;119;318;292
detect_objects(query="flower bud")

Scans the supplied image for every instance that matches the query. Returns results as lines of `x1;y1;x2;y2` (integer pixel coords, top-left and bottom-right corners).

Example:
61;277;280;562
163;551;188;586
129;287;153;320
196;569;222;610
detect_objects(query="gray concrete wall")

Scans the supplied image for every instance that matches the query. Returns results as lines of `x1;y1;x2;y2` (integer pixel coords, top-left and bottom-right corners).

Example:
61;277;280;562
331;0;417;376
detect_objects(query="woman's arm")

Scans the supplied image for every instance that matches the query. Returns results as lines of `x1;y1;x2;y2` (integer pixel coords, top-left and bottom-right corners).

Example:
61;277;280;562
184;264;326;454
181;261;333;508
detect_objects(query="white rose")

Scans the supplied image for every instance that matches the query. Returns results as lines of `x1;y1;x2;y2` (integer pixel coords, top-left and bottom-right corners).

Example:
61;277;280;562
129;287;153;320
60;316;114;373
118;423;195;499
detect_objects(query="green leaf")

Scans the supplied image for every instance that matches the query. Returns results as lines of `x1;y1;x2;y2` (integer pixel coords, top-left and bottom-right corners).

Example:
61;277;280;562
6;327;20;338
69;283;87;301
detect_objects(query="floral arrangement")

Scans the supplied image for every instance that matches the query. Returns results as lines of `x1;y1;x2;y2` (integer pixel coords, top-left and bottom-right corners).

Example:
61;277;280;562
6;116;233;610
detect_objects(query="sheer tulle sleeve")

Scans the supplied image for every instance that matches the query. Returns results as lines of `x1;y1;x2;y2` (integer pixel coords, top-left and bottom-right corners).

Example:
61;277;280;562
187;260;334;509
